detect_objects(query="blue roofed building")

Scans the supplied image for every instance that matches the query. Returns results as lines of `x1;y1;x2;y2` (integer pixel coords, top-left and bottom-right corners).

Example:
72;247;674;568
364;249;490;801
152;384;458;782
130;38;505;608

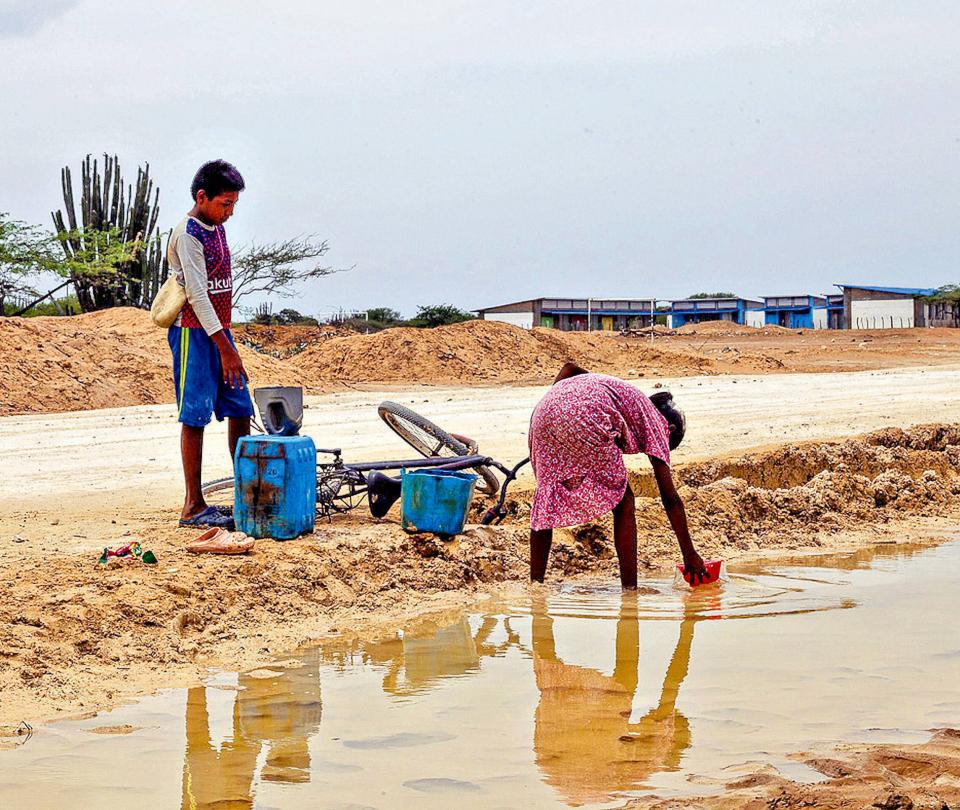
825;294;845;329
759;295;830;329
475;297;657;331
666;296;763;329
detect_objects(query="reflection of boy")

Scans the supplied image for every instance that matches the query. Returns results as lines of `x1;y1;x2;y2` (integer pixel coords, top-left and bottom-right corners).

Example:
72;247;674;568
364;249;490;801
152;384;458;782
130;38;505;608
180;652;322;808
168;160;253;529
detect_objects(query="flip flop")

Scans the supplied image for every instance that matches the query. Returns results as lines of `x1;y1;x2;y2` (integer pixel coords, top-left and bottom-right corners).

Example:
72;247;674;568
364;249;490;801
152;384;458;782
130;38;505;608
179;506;235;530
187;528;255;555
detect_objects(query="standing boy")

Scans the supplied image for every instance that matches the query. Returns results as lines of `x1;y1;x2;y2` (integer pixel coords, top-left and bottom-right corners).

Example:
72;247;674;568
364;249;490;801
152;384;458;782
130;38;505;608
168;160;252;529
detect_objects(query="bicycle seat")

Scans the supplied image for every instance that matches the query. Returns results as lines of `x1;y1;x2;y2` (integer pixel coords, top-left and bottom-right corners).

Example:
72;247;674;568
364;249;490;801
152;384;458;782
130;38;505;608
254;386;303;436
367;471;401;518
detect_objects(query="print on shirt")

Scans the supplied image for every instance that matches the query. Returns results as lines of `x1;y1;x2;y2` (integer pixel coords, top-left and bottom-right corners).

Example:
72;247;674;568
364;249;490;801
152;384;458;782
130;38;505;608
179;218;233;330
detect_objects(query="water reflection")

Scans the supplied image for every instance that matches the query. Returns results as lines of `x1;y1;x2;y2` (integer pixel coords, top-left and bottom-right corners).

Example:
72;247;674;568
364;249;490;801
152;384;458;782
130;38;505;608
734;540;931;574
326;613;520;697
181;651;321;809
168;540;933;808
531;592;701;805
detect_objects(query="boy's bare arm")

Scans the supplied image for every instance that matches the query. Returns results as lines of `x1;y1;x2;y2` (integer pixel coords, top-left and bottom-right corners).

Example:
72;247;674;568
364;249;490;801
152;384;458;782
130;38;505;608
210;331;247;390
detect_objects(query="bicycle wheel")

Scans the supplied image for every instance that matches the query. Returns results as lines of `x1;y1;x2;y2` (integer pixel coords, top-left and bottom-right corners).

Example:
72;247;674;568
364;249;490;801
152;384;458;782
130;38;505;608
200;476;235;512
317;468;368;517
378;401;500;497
203;468;368;519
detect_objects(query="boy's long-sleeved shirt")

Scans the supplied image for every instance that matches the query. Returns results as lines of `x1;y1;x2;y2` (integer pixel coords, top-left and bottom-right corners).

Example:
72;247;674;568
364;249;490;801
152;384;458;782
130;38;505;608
168;216;234;335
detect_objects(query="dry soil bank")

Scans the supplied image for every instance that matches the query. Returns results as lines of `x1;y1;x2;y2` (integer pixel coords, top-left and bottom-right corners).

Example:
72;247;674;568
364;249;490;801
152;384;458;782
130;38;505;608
1;424;959;733
627;727;960;809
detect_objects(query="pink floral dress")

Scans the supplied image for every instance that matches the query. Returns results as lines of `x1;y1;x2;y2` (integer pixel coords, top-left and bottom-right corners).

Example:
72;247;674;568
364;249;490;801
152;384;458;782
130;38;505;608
528;374;671;530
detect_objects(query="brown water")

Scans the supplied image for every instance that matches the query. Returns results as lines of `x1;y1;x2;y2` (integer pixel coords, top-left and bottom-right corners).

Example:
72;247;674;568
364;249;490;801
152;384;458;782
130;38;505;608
2;540;959;809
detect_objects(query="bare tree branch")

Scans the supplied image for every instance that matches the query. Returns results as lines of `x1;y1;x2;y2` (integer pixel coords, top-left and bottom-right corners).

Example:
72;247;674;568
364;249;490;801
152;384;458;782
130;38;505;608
231;235;350;306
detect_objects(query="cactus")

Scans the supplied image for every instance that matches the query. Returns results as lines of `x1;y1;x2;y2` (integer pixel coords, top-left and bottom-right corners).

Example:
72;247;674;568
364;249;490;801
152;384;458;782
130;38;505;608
51;154;169;312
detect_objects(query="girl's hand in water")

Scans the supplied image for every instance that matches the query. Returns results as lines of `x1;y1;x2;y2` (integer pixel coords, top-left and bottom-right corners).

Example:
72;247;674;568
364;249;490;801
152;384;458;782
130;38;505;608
682;551;709;584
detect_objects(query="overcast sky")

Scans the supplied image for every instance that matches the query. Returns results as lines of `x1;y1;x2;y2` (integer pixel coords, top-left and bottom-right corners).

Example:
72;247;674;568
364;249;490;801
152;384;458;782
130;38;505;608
2;1;958;316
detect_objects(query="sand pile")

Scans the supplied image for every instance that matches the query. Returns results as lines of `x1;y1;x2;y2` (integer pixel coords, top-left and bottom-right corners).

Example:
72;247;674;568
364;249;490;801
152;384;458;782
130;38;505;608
0;309;300;416
627;727;960;809
630;424;960;557
676;321;797;336
2;311;954;417
486;423;960;567
232;322;343;359
292;319;732;384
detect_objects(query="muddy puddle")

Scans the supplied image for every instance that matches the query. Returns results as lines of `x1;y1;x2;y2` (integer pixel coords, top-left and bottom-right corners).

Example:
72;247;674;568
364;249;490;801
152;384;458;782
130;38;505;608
2;540;959;809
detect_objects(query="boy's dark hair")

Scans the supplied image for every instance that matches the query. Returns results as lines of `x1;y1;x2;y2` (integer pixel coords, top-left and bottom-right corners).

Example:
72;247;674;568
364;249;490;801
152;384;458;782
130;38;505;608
191;160;245;200
650;391;685;450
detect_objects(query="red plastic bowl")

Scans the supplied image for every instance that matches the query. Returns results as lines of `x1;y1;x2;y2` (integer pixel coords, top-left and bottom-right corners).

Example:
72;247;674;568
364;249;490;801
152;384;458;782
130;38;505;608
676;559;723;587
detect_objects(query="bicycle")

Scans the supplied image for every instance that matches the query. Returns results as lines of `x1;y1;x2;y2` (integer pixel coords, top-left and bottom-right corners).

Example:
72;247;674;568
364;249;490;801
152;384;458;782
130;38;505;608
201;400;530;527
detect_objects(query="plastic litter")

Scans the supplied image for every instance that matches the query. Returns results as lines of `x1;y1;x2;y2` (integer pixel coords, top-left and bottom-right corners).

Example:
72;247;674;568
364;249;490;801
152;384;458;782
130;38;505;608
98;541;157;566
674;559;725;588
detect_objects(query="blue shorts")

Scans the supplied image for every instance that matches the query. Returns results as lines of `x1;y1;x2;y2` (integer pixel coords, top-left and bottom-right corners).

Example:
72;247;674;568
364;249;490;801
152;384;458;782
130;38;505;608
168;327;254;427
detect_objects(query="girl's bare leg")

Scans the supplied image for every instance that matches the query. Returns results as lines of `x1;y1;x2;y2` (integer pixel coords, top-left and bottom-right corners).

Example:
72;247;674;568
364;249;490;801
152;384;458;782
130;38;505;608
613;487;638;589
530;528;553;582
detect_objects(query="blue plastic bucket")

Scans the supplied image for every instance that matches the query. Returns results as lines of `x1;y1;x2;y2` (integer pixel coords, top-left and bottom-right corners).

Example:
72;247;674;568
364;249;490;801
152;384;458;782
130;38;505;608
401;469;477;536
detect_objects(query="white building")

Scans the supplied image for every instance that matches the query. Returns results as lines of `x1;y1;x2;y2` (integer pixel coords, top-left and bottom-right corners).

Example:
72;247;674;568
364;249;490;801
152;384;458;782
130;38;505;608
836;284;936;330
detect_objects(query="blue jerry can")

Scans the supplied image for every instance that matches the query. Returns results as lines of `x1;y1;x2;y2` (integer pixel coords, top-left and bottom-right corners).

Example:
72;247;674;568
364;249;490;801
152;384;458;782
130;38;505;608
234;435;317;539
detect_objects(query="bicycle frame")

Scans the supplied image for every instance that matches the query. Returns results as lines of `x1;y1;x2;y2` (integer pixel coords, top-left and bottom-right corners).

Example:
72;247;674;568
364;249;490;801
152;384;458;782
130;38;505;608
317;450;530;526
338;454;493;474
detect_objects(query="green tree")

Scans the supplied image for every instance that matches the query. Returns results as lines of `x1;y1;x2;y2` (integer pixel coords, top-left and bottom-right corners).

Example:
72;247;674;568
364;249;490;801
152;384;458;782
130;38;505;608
52;154;168;312
925;284;960;303
409;304;475;328
688;291;736;299
275;308;319;326
366;307;401;324
0;213;61;313
54;227;135;284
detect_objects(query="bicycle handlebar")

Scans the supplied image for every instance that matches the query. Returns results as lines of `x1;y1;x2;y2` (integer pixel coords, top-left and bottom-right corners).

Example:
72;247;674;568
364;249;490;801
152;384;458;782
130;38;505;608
480;457;530;526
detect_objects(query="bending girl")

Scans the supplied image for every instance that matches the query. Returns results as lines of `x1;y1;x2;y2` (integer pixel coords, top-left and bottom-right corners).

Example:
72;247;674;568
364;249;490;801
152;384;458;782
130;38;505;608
528;362;707;589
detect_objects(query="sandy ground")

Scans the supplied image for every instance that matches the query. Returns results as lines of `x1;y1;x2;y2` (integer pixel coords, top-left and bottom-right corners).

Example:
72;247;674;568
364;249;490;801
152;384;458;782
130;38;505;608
5;364;960;513
626;728;960;809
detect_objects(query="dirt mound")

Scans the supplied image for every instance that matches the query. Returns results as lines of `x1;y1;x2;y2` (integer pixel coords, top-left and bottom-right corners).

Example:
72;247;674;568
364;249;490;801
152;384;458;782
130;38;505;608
0;313;789;416
628;727;960;809
292;319;746;384
483;423;960;567
232;322;344;359
629;424;960;557
5;310;960;417
0;308;300;416
676;321;797;336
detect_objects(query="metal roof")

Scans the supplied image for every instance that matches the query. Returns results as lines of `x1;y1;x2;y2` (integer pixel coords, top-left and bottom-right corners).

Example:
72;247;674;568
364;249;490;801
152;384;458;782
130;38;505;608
835;284;936;296
669;297;764;307
473;297;538;312
476;296;655;312
670;296;742;302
